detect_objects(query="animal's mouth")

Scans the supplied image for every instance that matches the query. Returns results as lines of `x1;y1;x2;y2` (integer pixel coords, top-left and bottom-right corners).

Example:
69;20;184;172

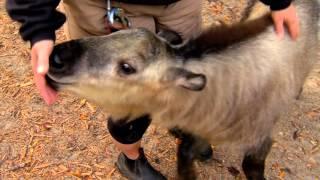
45;74;74;91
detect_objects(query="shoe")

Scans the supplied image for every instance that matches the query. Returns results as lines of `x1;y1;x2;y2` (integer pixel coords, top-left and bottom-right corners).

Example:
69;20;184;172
116;148;167;180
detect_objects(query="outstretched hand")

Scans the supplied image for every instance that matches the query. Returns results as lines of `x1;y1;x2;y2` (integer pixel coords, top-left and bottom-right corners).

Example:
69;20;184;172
271;4;300;40
31;40;58;105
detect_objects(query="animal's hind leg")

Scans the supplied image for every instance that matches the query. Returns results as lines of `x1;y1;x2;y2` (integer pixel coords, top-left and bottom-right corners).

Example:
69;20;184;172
242;137;273;180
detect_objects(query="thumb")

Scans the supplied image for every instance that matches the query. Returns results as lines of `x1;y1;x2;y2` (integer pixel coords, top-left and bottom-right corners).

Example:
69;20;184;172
36;51;50;75
32;40;54;75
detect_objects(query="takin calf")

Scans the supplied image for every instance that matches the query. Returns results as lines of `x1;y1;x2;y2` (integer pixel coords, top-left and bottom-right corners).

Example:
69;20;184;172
46;0;319;179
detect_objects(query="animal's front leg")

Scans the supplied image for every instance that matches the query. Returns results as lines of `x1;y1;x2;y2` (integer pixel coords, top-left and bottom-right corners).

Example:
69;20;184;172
242;137;273;180
170;128;213;180
177;136;197;180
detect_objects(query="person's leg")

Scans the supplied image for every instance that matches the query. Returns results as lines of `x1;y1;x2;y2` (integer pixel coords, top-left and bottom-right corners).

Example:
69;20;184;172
62;0;109;39
113;141;141;160
111;0;201;40
61;2;165;179
62;0;143;158
111;1;159;33
62;0;158;39
156;0;202;40
107;115;166;180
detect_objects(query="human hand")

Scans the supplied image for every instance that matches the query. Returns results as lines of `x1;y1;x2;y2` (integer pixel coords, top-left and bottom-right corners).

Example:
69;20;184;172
105;9;130;33
271;4;300;40
31;40;58;105
105;20;129;33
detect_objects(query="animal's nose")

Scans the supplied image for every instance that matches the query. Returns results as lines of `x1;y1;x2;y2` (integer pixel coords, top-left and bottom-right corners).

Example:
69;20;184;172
49;54;65;72
48;40;83;75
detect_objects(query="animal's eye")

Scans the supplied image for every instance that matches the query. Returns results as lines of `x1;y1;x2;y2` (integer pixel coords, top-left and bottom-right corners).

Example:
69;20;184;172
118;62;136;75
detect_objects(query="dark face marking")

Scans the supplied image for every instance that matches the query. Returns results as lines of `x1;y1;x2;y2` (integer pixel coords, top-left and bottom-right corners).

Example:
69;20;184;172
46;28;181;100
46;40;86;89
48;40;85;77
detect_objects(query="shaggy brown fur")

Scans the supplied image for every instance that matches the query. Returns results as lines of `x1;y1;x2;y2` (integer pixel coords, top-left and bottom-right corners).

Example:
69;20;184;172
174;13;273;59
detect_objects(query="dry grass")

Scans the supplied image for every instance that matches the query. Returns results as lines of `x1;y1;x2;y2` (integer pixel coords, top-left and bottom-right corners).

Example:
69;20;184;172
0;1;319;179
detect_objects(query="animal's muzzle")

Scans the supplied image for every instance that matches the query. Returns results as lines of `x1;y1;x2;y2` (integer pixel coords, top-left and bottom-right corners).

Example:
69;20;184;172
46;40;85;89
48;40;83;75
45;74;59;91
49;53;66;73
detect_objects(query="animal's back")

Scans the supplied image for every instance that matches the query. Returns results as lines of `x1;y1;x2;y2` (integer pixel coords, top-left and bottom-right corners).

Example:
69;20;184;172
155;0;319;150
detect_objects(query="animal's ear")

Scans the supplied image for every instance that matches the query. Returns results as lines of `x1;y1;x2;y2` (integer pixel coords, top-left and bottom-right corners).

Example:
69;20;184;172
157;29;183;45
168;68;206;91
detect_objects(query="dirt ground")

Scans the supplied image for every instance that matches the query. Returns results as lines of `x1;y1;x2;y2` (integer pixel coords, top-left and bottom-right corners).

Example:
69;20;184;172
0;0;319;179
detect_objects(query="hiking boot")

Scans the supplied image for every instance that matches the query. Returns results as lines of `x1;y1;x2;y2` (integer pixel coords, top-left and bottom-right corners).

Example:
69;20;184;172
116;148;166;180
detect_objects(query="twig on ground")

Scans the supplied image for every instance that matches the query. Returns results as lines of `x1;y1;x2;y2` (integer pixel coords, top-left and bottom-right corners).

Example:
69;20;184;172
107;168;116;178
20;132;34;161
9;162;30;171
0;154;7;167
32;162;57;172
0;54;15;57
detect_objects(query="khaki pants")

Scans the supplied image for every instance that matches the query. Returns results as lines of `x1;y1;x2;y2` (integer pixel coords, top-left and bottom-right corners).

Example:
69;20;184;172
62;0;202;40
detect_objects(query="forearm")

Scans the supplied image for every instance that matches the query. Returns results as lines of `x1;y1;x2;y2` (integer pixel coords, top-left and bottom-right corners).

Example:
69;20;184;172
6;0;66;45
260;0;292;10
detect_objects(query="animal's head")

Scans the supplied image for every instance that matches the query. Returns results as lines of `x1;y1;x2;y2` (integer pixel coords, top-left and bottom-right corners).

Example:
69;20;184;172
46;28;206;117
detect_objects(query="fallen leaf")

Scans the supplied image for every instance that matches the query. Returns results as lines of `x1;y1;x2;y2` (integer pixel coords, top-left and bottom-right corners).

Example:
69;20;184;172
279;169;286;179
79;113;88;121
58;164;69;172
79;99;87;108
306;109;320;119
20;81;33;87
